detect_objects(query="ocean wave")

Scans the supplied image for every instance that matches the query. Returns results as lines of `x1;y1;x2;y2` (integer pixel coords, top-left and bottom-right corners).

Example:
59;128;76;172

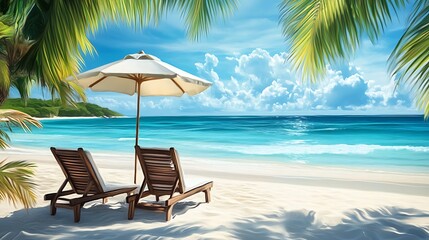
207;143;429;155
288;140;308;144
312;127;343;131
118;137;152;141
290;160;307;164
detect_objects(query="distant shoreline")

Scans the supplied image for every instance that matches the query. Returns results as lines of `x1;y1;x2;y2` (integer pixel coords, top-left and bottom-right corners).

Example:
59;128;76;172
35;116;126;120
58;114;425;118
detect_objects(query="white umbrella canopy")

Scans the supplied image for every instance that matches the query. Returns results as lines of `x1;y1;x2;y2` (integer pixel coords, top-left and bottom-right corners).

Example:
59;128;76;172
75;51;211;96
69;51;212;183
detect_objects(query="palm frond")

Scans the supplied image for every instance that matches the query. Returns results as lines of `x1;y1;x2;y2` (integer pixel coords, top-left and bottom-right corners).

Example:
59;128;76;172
389;1;429;117
172;0;238;40
0;109;42;149
19;1;99;105
2;0;34;27
48;80;87;106
0;20;13;37
0;159;37;209
0;109;42;131
3;30;34;105
0;58;10;98
0;130;11;149
279;0;406;83
102;0;238;40
101;0;166;27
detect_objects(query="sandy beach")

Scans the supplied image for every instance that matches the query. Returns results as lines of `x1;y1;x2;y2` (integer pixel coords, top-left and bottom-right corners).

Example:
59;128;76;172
0;148;428;239
2;0;428;239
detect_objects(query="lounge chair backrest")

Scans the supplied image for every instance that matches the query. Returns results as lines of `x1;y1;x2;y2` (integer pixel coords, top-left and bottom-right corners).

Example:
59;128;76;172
84;150;108;191
135;146;186;196
50;147;104;194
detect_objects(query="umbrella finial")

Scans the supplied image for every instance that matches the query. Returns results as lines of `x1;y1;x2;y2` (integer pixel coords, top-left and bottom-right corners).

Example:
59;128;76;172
124;51;149;60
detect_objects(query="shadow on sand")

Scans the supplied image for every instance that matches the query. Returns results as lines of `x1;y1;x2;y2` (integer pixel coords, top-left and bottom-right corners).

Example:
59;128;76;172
0;201;208;240
230;207;429;240
1;204;428;239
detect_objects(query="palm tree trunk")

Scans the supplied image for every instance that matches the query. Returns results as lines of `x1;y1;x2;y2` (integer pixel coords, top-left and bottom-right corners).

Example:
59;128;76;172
0;88;8;106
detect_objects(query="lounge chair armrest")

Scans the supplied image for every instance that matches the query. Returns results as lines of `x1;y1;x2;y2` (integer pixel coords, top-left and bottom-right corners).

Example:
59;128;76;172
44;190;75;200
126;194;139;204
166;181;213;206
69;187;136;205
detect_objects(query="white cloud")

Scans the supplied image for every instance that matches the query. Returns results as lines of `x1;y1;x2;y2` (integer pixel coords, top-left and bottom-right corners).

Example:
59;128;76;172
88;95;136;113
191;49;415;114
81;48;416;116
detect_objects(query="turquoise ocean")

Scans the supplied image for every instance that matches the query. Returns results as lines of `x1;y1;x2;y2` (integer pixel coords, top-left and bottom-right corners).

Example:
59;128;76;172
6;115;429;173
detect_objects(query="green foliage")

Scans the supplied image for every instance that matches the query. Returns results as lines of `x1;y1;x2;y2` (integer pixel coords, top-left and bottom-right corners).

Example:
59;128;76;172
279;0;406;83
170;0;238;40
38;107;59;117
85;103;105;116
389;1;429;117
0;98;122;118
0;159;37;209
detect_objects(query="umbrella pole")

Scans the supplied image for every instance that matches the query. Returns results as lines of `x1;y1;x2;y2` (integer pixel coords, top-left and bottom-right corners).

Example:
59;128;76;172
134;81;142;184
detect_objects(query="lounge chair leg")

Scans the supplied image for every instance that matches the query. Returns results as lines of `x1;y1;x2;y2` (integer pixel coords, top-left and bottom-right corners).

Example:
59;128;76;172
128;202;136;220
102;197;108;204
127;195;137;220
165;205;174;221
73;205;81;223
50;201;57;215
204;189;211;203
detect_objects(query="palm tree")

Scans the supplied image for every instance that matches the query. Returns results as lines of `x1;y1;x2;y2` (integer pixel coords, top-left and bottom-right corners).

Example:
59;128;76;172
279;0;428;116
0;5;41;208
0;1;86;106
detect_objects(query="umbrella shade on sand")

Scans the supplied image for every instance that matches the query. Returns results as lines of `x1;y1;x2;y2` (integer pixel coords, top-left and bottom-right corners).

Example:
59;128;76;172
70;51;212;183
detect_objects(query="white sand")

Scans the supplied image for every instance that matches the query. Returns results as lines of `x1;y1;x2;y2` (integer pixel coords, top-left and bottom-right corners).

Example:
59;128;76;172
1;148;428;239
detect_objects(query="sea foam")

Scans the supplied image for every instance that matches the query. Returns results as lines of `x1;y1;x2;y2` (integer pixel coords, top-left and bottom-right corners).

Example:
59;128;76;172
207;143;429;155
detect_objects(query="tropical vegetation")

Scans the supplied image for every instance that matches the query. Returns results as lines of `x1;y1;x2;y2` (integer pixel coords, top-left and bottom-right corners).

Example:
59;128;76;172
1;98;122;118
279;0;429;116
0;0;237;209
0;109;39;208
0;159;37;209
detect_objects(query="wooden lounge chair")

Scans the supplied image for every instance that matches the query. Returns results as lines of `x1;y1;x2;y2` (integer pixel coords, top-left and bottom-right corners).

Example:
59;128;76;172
127;146;213;221
44;147;137;222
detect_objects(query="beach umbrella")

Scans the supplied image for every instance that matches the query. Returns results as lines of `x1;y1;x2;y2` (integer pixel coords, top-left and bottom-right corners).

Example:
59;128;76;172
69;51;212;183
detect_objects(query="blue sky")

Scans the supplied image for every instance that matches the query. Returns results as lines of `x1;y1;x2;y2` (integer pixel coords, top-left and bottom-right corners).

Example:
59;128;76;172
17;1;420;116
